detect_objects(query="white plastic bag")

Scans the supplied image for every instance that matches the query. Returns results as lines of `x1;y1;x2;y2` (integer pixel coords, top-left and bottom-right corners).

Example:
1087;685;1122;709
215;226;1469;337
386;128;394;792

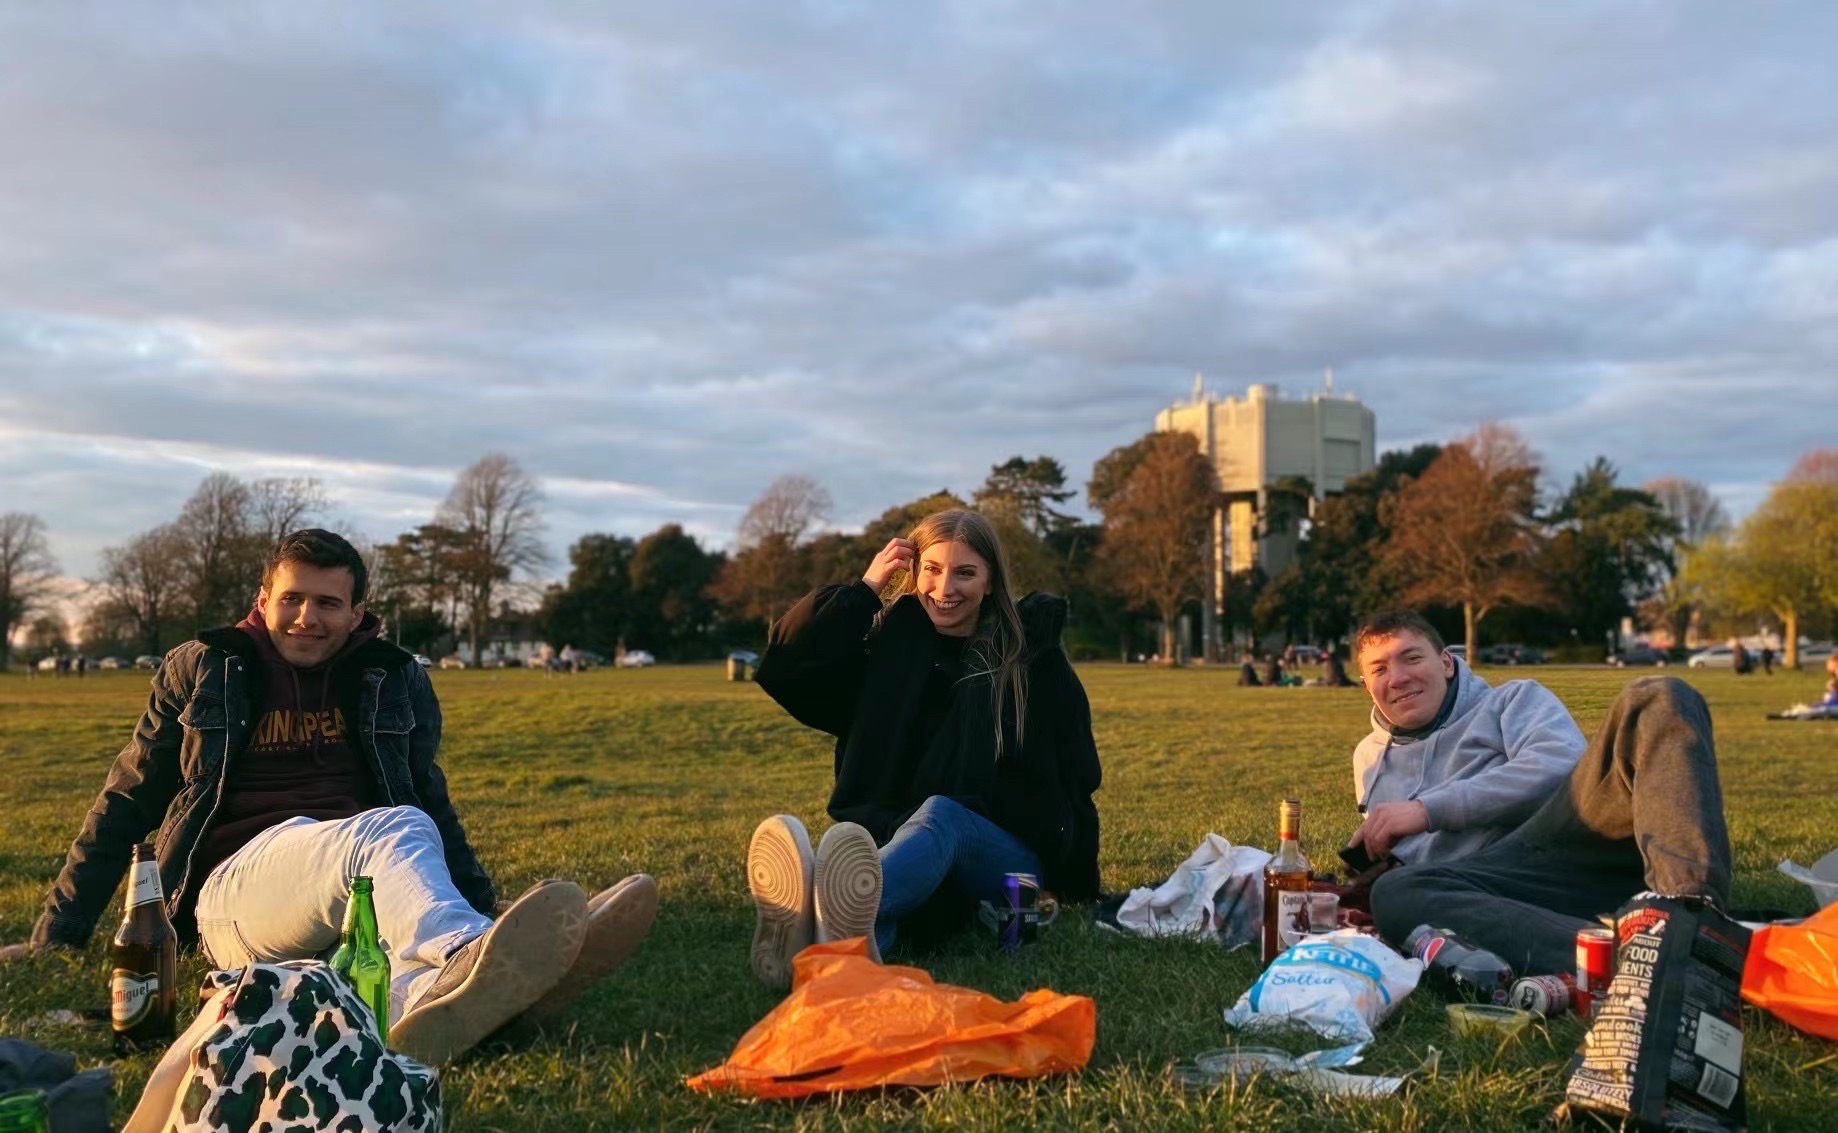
1114;834;1271;949
1779;849;1838;908
1224;930;1422;1043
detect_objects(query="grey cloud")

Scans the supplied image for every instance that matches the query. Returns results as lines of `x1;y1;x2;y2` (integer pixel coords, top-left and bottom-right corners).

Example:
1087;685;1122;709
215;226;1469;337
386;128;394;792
1;1;1835;580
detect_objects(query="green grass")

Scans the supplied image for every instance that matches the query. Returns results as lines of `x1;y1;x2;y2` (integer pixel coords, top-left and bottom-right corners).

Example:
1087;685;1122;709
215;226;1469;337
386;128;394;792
3;664;1835;1130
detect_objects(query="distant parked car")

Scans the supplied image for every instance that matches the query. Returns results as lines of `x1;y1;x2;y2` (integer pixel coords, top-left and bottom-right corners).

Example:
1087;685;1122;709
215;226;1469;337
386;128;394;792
1608;645;1669;667
577;650;608;669
36;656;59;672
97;656;128;670
1289;644;1326;664
1688;645;1737;669
1799;643;1835;666
438;656;468;670
413;654;433;668
1479;643;1546;665
617;650;656;668
134;654;164;669
1446;644;1467;660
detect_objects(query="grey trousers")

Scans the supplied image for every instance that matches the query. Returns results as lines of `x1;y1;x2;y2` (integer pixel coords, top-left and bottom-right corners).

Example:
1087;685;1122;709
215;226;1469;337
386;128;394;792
1369;676;1733;976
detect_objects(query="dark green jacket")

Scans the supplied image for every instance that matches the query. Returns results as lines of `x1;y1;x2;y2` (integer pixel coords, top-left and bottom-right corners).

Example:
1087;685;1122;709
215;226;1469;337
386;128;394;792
31;625;495;950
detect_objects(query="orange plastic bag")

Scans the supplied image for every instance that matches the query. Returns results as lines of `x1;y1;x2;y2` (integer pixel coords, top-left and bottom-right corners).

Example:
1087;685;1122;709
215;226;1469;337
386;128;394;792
687;938;1096;1098
1742;902;1838;1041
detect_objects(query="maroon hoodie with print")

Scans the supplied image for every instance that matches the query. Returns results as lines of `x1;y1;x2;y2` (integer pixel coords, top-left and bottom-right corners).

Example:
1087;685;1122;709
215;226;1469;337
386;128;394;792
191;607;383;880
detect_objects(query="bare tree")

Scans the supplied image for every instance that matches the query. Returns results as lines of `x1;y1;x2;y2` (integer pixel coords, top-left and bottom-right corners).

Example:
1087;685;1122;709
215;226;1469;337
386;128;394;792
1379;423;1546;658
1645;477;1730;548
711;477;835;625
96;526;188;655
1643;476;1730;646
737;475;832;547
1;512;60;670
247;477;331;549
171;472;257;626
437;454;548;663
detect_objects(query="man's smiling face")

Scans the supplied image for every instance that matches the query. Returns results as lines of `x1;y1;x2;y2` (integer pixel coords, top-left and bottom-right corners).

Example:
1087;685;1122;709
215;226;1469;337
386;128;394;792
257;561;363;669
1358;628;1455;731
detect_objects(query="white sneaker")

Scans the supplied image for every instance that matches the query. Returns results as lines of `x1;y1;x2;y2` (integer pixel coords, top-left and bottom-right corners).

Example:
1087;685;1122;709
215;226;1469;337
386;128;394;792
747;815;814;989
389;880;587;1065
813;822;882;963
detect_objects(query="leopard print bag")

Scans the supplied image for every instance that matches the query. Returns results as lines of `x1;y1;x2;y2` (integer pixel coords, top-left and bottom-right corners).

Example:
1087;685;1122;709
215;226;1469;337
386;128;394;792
125;960;441;1133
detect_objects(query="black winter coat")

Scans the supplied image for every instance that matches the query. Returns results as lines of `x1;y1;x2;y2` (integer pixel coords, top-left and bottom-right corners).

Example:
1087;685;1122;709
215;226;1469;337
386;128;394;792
31;625;496;950
755;582;1102;900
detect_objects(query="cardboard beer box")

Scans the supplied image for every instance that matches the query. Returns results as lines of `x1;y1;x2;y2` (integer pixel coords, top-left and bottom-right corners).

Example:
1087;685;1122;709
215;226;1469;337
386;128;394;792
1558;894;1752;1131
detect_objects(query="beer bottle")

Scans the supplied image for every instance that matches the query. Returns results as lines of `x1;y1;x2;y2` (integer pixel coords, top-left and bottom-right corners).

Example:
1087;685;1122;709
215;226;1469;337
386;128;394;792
329;876;391;1037
1260;799;1312;968
110;842;177;1054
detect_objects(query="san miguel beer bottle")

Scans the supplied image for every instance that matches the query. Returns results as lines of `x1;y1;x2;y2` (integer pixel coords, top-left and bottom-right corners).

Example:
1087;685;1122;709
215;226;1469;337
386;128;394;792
329;875;391;1037
111;842;177;1053
1260;799;1312;968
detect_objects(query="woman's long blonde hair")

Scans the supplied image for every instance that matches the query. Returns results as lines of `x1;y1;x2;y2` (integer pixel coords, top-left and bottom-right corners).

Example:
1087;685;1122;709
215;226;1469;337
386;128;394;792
895;509;1028;754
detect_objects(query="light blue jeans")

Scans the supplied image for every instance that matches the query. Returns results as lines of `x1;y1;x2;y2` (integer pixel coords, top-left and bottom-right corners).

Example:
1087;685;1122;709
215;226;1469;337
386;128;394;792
875;795;1043;952
193;807;493;1019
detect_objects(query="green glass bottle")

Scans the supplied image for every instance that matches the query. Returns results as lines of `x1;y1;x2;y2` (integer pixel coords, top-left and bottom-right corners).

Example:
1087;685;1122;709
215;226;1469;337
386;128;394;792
0;1089;51;1133
329;875;391;1038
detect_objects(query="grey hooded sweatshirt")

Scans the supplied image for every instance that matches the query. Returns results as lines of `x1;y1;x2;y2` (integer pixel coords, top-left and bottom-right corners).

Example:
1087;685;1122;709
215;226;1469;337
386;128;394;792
1351;657;1585;865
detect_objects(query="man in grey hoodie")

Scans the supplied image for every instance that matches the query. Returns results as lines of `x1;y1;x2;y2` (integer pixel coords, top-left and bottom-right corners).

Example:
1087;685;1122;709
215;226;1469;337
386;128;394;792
1346;610;1732;976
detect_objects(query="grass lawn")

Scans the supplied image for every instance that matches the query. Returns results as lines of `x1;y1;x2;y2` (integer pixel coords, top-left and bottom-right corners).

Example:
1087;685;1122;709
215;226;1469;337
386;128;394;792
2;662;1835;1130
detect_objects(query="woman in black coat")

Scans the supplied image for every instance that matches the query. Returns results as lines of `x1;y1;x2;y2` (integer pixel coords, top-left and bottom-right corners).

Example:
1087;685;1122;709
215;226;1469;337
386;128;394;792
744;509;1102;988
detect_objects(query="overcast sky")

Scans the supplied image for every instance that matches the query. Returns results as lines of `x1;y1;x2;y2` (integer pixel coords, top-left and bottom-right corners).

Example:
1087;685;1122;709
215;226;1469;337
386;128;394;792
3;1;1835;587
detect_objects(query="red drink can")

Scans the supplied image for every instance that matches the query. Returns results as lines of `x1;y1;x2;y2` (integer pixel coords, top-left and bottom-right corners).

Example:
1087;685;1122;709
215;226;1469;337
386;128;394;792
1575;927;1615;1016
1508;972;1576;1016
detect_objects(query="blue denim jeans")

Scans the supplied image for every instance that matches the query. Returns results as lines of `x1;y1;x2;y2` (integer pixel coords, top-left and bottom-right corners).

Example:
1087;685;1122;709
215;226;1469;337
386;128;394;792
193;807;494;1018
875;795;1043;952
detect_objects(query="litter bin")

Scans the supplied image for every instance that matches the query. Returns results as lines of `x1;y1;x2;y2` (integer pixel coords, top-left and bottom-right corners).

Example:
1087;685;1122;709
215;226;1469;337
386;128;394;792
727;652;759;682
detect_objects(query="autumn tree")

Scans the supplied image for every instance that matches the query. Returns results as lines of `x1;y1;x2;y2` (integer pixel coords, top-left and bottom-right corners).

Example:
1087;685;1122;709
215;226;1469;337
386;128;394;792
0;513;59;670
1687;450;1838;668
1379;423;1545;658
1288;444;1443;644
437;454;548;664
1090;432;1216;664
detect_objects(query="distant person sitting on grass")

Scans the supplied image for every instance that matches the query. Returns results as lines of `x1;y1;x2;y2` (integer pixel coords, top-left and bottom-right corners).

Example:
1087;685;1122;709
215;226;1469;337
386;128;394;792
744;508;1102;989
1345;608;1733;977
1320;648;1356;688
0;529;658;1065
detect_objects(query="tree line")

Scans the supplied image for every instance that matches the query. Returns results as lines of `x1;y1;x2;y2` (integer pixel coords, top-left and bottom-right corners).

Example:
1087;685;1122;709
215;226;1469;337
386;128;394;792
5;436;1835;670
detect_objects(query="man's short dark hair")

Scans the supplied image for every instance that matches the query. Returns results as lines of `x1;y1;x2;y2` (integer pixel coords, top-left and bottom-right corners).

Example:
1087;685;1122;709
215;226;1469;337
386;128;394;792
263;529;368;605
1354;609;1446;656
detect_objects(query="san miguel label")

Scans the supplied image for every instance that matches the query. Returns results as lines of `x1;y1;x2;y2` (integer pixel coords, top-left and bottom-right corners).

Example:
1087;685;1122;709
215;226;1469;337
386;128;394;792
111;969;160;1028
130;861;163;908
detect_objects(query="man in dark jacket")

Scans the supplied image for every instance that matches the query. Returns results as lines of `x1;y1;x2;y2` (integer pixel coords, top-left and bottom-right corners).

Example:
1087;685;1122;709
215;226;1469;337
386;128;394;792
5;530;656;1065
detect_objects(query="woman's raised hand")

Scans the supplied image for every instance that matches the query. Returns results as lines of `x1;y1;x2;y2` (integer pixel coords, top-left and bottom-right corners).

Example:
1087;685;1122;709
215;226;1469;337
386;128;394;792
863;538;916;592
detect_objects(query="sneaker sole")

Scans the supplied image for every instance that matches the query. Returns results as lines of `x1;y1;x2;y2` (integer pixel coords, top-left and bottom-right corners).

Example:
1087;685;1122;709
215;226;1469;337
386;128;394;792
389;881;587;1065
519;874;659;1026
747;816;814;990
814;822;882;962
